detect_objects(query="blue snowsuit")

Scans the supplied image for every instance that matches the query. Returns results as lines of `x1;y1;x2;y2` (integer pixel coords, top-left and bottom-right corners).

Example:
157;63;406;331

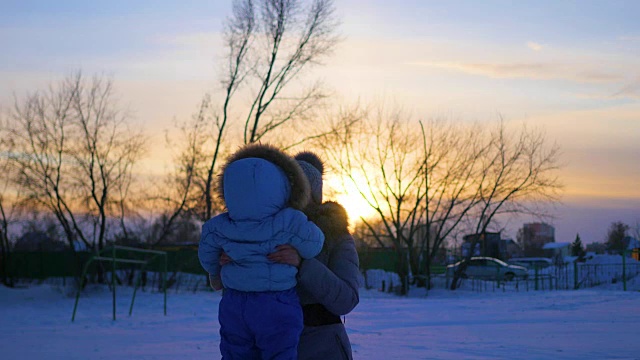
199;144;325;360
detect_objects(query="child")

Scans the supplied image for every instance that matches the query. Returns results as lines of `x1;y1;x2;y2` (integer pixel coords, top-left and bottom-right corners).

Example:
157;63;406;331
198;143;325;360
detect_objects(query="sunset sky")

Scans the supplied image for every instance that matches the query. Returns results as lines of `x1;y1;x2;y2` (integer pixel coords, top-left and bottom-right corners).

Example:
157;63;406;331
1;0;639;243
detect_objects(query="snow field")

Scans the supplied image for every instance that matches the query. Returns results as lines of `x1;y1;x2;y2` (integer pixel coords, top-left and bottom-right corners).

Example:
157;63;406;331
1;281;640;359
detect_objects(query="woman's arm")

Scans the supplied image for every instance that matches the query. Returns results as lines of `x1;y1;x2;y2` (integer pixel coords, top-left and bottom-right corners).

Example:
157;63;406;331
297;236;360;316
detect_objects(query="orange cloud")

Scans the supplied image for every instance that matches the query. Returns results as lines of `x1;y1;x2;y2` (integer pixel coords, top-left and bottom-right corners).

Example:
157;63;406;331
409;61;624;83
527;41;544;51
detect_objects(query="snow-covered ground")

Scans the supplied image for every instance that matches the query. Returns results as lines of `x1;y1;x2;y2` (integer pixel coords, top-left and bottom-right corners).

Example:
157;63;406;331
2;280;640;360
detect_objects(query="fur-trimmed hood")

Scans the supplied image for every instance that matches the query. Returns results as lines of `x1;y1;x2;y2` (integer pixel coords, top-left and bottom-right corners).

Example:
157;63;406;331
306;201;350;242
218;143;311;216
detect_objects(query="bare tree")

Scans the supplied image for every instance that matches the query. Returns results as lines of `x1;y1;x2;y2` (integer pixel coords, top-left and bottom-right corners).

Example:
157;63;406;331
417;120;489;289
0;112;19;286
604;221;630;254
168;0;339;222
450;121;562;289
7;72;146;252
320;111;481;291
319;108;430;293
240;0;340;144
197;0;256;220
320;107;562;293
141;96;218;246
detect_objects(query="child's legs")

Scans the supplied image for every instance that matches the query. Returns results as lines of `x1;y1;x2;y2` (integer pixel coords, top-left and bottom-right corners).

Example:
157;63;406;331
219;289;260;359
246;288;303;360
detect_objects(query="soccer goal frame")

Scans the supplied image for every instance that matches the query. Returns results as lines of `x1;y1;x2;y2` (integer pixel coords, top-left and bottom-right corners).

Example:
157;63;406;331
71;245;168;322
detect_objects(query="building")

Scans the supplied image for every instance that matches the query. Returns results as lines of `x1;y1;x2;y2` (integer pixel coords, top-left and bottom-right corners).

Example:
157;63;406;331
518;222;556;257
542;242;571;264
461;232;504;259
625;237;640;260
460;234;523;260
502;238;523;259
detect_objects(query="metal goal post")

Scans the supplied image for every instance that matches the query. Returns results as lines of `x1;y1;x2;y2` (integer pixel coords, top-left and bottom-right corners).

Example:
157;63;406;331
71;245;167;322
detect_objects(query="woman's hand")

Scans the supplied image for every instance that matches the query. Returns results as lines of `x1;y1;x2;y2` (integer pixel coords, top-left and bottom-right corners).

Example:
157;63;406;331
220;252;232;266
209;274;223;291
268;244;302;268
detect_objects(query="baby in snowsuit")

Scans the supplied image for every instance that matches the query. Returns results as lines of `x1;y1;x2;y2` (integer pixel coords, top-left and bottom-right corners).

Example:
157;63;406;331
198;143;325;360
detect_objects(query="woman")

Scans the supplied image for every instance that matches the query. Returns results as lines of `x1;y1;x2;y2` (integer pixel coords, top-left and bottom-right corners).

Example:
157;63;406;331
268;151;360;360
218;150;360;359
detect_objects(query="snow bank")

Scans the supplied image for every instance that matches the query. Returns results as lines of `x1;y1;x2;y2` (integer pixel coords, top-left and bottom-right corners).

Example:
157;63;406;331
364;269;402;293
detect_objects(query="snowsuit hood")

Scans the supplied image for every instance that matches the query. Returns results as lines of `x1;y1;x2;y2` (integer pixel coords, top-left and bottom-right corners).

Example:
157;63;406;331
218;143;311;220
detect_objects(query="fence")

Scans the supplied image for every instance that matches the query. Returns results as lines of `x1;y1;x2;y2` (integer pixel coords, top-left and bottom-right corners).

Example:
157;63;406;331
2;249;206;279
4;249;639;293
3;247;413;280
2;248;404;292
437;255;640;293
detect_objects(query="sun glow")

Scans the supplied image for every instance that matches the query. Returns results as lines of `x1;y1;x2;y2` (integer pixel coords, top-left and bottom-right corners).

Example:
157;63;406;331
326;174;377;224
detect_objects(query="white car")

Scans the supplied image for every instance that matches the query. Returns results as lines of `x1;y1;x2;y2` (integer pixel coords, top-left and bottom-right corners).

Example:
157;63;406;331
447;257;529;281
507;257;553;269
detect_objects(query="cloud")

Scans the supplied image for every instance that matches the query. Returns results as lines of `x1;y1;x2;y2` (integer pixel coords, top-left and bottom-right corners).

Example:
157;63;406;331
409;61;623;84
527;41;544;51
574;78;640;100
612;79;640;99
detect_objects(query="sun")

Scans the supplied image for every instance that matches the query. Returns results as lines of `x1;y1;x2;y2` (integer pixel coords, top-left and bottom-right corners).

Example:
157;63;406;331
326;175;376;223
335;192;376;224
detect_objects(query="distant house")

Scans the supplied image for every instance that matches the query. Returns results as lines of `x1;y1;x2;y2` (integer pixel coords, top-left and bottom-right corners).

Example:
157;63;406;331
542;242;571;264
502;238;523;259
517;222;555;257
461;232;522;260
626;237;640;261
624;236;639;250
462;232;503;259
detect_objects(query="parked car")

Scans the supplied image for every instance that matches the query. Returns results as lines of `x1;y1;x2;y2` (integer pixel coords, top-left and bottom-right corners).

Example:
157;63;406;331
446;257;528;281
507;257;553;270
